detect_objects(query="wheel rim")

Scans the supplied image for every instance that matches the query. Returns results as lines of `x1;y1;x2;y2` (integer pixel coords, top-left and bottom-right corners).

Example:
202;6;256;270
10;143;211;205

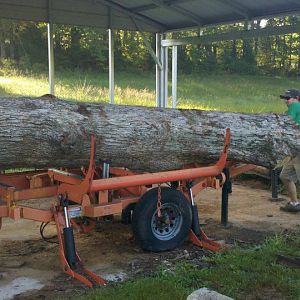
151;202;183;241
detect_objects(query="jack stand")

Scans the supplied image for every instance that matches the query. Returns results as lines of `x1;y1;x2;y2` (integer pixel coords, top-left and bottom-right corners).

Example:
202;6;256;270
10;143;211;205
187;181;222;252
221;168;232;227
53;195;107;288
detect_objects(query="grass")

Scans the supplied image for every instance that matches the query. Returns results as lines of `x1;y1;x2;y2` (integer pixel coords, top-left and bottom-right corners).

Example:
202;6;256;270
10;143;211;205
80;234;300;300
0;67;295;113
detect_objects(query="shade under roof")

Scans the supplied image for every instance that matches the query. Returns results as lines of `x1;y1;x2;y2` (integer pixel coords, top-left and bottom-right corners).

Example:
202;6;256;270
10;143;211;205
0;0;300;32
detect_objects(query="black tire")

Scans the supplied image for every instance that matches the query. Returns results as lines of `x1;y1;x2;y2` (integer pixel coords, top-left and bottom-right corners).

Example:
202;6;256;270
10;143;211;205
132;187;192;252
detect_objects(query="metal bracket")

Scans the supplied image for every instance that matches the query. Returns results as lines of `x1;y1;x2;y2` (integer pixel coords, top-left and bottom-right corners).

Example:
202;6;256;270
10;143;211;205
132;17;163;70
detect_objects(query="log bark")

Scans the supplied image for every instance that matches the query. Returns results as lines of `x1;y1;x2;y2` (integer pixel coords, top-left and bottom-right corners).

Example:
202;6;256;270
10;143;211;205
0;96;299;172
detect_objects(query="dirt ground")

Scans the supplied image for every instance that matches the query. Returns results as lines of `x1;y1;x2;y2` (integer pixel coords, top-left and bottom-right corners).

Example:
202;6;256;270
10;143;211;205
0;179;299;300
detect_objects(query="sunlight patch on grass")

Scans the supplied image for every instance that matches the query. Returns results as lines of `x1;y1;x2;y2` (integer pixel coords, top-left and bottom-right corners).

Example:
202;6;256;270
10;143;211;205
114;86;155;107
0;69;292;113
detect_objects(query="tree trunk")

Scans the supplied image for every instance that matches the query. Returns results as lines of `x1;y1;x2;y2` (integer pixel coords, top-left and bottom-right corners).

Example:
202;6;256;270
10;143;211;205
0;96;299;172
9;42;15;60
0;41;6;59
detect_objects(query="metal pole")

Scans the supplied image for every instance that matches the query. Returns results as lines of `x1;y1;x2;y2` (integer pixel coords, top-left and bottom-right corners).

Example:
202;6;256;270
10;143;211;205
163;45;168;108
156;33;162;107
160;41;164;107
102;161;110;179
108;29;115;104
47;23;55;95
221;168;231;227
271;169;280;199
134;25;162;69
172;45;177;108
159;34;166;108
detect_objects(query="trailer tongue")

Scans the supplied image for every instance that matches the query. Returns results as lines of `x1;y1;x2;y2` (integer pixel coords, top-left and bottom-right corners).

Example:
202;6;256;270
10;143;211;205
0;129;236;287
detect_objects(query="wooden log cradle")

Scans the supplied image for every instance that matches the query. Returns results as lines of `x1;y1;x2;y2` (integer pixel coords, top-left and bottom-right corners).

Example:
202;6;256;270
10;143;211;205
0;96;299;172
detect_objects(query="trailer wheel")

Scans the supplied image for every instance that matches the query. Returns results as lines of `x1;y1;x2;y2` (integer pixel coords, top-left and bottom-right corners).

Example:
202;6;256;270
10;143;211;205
132;187;192;252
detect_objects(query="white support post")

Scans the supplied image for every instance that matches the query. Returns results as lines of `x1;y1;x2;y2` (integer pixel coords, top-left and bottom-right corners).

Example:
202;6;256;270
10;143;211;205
108;29;115;104
172;45;177;108
163;45;168;108
156;33;168;108
159;38;165;107
156;33;162;107
47;22;55;95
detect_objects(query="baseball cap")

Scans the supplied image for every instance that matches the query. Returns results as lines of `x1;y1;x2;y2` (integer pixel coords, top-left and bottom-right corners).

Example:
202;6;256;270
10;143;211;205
280;88;300;100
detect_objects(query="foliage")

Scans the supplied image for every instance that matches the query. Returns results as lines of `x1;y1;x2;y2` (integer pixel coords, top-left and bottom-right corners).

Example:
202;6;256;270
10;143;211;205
0;58;19;76
1;16;300;75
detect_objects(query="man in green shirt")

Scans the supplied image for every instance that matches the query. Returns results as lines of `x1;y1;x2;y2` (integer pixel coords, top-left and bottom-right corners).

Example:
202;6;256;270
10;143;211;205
279;89;300;212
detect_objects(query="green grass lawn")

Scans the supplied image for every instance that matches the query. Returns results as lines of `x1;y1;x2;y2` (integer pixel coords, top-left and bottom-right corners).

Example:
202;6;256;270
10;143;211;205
81;234;300;300
0;67;294;113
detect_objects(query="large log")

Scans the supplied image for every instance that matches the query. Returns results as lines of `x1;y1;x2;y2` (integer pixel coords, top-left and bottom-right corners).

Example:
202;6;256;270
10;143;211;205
0;96;299;172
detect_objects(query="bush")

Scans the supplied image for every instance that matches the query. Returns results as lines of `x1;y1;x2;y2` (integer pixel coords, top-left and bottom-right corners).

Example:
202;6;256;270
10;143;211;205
0;58;19;76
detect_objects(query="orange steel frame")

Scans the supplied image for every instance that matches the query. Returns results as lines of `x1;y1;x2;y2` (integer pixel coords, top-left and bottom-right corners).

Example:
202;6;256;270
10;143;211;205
0;128;255;286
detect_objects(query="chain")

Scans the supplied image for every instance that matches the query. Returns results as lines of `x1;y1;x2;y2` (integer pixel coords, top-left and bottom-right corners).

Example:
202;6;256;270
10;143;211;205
157;184;162;218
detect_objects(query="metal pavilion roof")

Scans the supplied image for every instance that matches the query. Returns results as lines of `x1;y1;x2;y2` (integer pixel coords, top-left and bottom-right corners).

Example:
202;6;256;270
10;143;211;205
0;0;300;33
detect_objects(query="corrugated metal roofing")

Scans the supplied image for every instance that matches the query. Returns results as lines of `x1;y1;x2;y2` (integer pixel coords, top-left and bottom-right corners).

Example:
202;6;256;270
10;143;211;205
0;0;299;32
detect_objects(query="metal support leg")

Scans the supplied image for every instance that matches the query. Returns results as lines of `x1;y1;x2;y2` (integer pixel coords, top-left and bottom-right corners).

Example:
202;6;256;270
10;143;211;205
163;45;168;108
47;22;55;95
221;168;232;227
271;168;281;199
156;34;168;108
102;161;110;179
53;198;107;288
108;29;115;104
187;181;201;237
172;45;178;108
138;30;162;69
188;181;222;252
156;33;162;107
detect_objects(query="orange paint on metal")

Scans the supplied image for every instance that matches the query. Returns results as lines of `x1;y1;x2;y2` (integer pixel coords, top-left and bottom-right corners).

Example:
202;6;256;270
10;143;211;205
53;204;107;287
48;169;83;185
13;186;58;201
81;194;91;207
71;218;95;233
0;205;8;217
118;186;146;197
91;165;221;192
189;230;222;252
98;190;109;205
57;136;96;204
119;196;140;209
83;201;123;218
191;178;212;196
103;167;138;177
9;207;21;220
230;163;256;177
28;173;51;188
21;207;53;222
